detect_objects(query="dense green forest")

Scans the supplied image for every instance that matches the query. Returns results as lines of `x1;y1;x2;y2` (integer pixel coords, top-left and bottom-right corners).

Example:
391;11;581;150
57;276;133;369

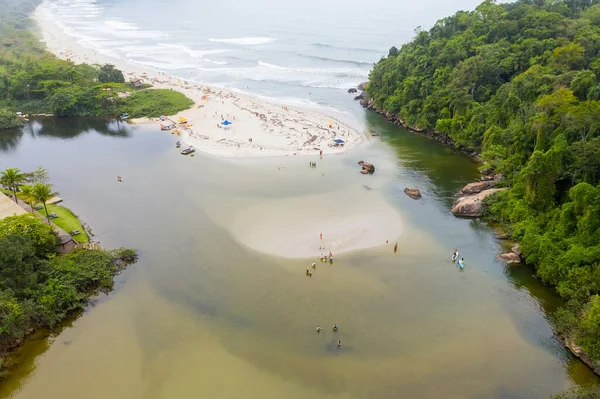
0;214;136;362
367;0;600;368
0;0;193;130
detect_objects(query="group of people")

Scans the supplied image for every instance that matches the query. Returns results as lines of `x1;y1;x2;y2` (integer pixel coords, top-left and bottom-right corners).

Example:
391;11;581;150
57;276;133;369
309;161;317;168
316;324;342;347
452;249;465;269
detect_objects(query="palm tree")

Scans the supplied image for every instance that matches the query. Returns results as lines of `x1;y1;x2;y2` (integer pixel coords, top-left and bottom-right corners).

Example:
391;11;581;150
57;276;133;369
32;183;58;225
18;185;35;212
0;168;25;203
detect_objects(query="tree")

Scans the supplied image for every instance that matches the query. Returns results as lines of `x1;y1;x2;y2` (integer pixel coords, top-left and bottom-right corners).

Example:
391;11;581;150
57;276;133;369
30;166;49;184
388;46;399;58
0;234;45;299
0;167;25;203
98;64;124;84
32;183;58;225
18;185;35;212
0;214;57;257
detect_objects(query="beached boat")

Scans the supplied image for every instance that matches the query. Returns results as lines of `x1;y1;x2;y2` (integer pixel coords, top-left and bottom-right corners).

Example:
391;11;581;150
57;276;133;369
180;147;195;155
161;124;175;131
120;113;129;120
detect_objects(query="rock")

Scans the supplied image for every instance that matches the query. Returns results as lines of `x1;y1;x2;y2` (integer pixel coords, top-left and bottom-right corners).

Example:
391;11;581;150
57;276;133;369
404;188;422;199
511;244;521;256
480;167;494;175
495;232;509;240
360;98;368;107
481;175;495;181
451;188;508;217
358;82;368;91
494;173;504;181
567;339;600;375
354;93;364;100
348;88;358;93
459;180;497;196
358;160;375;174
497;252;521;264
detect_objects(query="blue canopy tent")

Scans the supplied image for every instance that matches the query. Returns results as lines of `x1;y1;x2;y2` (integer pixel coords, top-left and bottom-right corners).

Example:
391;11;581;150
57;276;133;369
221;120;232;130
333;138;345;146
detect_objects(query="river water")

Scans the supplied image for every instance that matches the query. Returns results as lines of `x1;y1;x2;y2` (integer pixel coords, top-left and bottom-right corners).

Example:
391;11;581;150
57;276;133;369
0;115;598;398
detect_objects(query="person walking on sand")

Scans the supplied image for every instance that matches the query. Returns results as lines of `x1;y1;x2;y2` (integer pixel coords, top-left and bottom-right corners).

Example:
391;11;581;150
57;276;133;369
337;340;341;348
394;242;398;253
312;261;316;269
320;233;323;240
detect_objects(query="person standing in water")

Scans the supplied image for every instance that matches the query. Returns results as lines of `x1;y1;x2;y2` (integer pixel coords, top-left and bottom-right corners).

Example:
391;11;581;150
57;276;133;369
394;242;398;253
452;249;459;262
337;340;341;348
312;261;316;269
317;326;322;333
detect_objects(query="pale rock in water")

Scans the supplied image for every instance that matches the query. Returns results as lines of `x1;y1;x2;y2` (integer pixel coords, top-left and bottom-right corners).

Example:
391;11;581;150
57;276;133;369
451;188;508;217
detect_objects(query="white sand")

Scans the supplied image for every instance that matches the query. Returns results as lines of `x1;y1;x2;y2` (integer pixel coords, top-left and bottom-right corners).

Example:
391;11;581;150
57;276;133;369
228;186;403;259
32;5;364;159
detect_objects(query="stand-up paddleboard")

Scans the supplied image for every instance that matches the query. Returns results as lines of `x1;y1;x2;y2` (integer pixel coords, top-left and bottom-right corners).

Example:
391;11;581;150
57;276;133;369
458;259;464;269
451;253;458;262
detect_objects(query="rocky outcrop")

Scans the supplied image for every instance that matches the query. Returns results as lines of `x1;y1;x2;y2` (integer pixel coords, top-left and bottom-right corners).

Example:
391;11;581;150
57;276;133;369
358;161;375;174
566;339;600;376
511;244;521;256
459;180;497;195
404;188;422;199
451;188;508;217
348;88;358;93
497;252;521;264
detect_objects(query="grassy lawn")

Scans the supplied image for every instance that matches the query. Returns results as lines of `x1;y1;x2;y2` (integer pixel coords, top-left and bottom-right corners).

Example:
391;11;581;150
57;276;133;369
39;204;89;243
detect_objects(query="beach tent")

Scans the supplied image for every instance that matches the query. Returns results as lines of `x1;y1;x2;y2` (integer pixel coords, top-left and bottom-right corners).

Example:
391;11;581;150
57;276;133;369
333;138;345;147
221;120;232;129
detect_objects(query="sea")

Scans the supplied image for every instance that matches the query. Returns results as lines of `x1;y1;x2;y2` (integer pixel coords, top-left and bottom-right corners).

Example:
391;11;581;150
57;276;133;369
37;0;484;115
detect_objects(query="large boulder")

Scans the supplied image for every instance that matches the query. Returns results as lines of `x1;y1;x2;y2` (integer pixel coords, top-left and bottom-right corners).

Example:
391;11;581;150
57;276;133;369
459;180;497;195
348;88;358;93
358;161;375;174
511;244;521;256
404;188;422;199
451;188;508;217
497;252;521;264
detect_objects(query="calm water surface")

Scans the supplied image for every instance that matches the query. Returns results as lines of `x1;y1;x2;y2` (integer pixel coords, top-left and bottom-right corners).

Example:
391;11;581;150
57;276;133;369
0;115;598;398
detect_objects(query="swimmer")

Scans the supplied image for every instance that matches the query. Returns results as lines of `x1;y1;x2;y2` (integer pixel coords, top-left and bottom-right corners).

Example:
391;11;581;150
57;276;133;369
317;325;322;333
332;324;338;332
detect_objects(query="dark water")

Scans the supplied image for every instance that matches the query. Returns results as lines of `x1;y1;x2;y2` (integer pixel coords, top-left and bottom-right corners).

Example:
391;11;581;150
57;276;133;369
0;115;598;398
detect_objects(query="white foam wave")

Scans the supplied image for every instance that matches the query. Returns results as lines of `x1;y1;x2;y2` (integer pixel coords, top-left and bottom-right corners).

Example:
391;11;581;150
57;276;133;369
130;59;201;70
196;61;368;90
208;37;276;45
104;20;140;30
204;59;228;65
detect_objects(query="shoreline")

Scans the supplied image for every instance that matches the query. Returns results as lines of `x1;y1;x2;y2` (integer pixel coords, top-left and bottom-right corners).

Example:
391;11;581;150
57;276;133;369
32;3;366;159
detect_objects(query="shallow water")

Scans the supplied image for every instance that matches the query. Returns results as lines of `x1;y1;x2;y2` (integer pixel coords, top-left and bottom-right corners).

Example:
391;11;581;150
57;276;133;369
0;115;598;398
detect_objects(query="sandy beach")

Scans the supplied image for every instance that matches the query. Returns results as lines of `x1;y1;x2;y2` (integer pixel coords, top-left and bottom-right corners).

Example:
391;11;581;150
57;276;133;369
32;6;365;159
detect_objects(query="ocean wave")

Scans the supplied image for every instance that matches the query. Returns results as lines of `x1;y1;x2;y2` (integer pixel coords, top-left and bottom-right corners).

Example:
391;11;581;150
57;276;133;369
130;59;201;70
196;61;368;90
104;19;140;31
208;37;276;45
298;53;375;66
157;43;229;58
311;42;384;54
204;59;228;65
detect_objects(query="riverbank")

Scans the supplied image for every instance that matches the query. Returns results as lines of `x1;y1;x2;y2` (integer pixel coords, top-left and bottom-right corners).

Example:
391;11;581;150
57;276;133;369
33;4;365;159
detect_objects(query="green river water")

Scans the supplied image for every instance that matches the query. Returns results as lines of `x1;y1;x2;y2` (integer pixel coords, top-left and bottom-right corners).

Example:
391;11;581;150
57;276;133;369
0;112;598;398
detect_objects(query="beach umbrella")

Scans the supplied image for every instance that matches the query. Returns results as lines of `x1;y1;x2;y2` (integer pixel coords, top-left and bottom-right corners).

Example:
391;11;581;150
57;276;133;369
221;120;232;125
